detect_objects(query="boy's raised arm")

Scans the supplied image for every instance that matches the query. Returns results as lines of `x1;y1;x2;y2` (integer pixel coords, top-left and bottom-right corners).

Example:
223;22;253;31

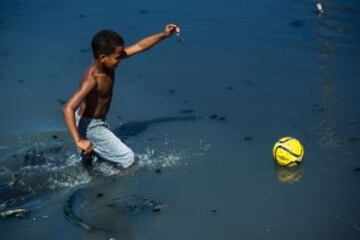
62;77;96;154
122;23;180;58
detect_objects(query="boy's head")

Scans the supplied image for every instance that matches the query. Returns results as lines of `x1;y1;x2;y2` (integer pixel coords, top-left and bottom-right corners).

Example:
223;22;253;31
91;30;124;69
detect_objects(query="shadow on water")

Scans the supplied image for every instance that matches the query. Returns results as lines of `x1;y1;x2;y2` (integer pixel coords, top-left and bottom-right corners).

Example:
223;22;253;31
113;116;196;140
0;115;196;232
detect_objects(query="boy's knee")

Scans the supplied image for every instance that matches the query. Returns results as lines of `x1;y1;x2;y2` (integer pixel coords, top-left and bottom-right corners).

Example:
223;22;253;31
115;149;135;168
121;149;135;168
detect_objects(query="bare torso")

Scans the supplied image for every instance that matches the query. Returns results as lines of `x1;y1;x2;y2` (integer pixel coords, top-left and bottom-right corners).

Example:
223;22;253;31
77;64;115;119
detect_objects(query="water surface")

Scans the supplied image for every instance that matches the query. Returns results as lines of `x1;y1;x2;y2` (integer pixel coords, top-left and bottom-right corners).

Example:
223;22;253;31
0;0;359;239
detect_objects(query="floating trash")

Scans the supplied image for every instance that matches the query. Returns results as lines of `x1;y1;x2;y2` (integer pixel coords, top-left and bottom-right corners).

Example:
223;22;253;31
0;208;30;218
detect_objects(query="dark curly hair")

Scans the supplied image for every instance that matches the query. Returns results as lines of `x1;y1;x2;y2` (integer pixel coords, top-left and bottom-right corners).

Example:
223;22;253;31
91;30;124;58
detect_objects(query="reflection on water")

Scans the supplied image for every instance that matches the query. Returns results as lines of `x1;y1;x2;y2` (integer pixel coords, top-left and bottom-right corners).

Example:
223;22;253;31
275;165;304;184
315;1;343;159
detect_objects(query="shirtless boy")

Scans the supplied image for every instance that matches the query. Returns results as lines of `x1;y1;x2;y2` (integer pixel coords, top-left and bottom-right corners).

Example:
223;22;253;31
63;24;180;169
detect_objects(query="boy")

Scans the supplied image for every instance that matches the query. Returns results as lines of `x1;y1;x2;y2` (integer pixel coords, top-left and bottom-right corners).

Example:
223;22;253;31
63;23;180;170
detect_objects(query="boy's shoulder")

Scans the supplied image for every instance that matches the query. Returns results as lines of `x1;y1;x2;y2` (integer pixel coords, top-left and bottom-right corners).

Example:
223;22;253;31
82;66;106;83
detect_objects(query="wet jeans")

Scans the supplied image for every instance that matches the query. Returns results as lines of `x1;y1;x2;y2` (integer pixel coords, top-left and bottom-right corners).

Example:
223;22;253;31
76;114;135;168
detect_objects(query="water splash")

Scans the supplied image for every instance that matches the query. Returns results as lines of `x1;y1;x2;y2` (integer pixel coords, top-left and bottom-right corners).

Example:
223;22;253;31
1;135;210;208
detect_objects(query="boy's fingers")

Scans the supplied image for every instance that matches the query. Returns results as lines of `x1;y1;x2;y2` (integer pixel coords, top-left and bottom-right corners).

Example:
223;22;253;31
167;26;176;31
167;24;179;31
87;144;93;152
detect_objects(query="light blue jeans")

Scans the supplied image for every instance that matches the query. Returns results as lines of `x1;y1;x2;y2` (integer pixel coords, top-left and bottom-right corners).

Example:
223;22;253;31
76;114;135;168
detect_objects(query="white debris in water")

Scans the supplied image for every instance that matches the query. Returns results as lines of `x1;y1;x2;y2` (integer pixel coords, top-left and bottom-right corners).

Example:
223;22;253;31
0;208;29;218
316;3;324;14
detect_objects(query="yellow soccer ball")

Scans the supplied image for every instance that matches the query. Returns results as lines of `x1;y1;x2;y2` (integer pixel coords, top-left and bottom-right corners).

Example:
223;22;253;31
272;137;304;167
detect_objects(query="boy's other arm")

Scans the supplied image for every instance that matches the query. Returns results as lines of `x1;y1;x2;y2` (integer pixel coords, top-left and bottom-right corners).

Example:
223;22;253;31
62;77;96;154
121;23;180;58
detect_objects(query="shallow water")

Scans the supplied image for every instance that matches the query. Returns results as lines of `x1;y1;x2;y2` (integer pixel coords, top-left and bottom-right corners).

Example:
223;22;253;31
1;0;360;239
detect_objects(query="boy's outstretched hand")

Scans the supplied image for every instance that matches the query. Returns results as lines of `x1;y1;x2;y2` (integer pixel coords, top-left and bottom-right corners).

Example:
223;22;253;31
163;23;181;37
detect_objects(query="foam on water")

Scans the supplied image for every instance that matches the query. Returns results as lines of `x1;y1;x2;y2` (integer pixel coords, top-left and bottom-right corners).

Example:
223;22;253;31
137;147;183;169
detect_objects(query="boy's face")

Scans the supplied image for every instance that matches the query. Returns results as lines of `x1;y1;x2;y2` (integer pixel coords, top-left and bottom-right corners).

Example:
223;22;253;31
101;46;123;70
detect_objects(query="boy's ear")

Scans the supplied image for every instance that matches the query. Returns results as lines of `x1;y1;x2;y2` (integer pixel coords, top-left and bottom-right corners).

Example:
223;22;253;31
99;54;107;63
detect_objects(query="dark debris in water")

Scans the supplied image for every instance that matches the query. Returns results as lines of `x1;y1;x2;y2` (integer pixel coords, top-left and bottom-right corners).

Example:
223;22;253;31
211;209;218;213
288;20;304;27
218;117;227;122
168;89;175;95
209;114;227;122
138;10;149;14
1;51;11;57
227;86;234;90
354;167;360;172
209;114;218;119
243;136;252;141
127;204;137;213
152;205;162;212
80;48;90;53
155;168;161;174
243;80;256;87
179;109;194;114
347;120;357;125
56;98;67;106
128;194;166;214
96;193;104;198
348;137;359;142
